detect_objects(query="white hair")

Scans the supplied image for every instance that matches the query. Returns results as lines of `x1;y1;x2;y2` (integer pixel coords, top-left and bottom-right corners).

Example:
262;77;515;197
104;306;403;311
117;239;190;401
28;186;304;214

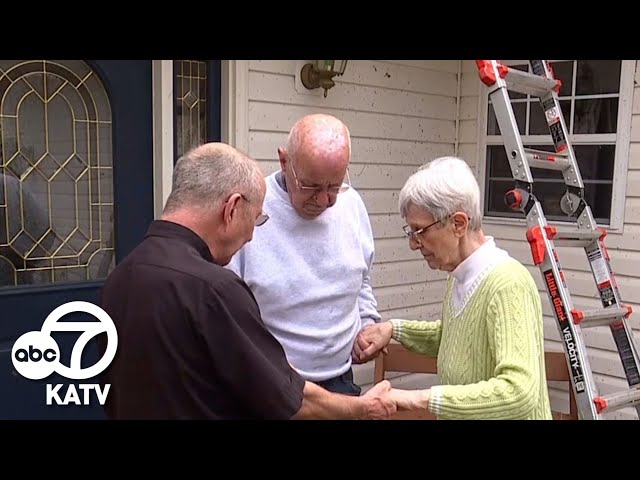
398;156;482;231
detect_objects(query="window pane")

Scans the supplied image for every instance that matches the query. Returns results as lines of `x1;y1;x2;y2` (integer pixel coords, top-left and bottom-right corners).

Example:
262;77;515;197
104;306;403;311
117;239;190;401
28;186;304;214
174;60;208;159
0;60;114;289
487;145;511;178
584;182;612;223
529;99;571;135
574;98;618;134
486;177;612;224
486;179;524;217
549;61;573;97
487;101;526;135
574;144;615;181
576;60;621;95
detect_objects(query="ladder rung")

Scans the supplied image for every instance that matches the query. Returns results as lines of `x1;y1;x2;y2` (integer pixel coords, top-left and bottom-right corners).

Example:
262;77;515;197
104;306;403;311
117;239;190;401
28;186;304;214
545;226;603;248
594;387;640;414
524;148;571;171
504;67;561;98
571;306;632;328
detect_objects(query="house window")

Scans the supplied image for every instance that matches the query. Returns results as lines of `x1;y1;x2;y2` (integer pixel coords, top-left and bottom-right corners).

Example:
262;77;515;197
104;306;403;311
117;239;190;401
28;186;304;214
482;60;633;228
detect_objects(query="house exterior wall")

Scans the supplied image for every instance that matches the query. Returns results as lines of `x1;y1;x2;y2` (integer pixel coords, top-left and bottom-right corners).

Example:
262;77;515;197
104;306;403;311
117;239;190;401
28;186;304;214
212;59;640;419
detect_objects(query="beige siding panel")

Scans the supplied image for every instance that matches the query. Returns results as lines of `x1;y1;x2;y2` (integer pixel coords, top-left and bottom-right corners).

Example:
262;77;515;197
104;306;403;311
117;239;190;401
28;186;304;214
339;61;457;97
248;60;295;75
380;302;443;321
359;189;400;214
370;259;446;289
370;213;408;239
460;95;479;120
351;138;453;166
462;60;479;73
249;71;457;121
461;71;481;97
616;276;640;306
248;131;284;160
375;280;448;312
255;160;280;177
627;169;640;197
249;102;455;144
349;164;425;190
459;119;478;144
625;197;640;224
249;131;453;165
631;115;640;142
457;143;479;169
379;60;459;74
633;87;640;114
376;237;424;263
609;248;640;277
629;142;640;169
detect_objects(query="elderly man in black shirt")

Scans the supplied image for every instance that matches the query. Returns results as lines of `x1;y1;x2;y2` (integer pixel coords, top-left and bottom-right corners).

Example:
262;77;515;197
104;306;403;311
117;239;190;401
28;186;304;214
99;142;396;420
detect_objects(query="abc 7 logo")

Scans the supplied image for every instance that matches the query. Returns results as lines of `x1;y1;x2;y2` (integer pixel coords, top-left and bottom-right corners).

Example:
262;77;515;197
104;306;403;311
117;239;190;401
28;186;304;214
11;301;118;381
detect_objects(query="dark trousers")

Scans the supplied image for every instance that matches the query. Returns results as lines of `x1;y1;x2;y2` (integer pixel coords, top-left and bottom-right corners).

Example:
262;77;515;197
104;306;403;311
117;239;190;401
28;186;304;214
315;368;361;396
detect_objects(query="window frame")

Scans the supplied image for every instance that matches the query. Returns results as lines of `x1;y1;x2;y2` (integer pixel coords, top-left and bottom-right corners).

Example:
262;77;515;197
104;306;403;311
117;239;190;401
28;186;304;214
476;59;635;231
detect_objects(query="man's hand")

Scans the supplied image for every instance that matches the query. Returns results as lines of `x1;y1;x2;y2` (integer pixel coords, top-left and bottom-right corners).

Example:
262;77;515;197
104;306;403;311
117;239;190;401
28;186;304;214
352;321;393;363
359;380;397;420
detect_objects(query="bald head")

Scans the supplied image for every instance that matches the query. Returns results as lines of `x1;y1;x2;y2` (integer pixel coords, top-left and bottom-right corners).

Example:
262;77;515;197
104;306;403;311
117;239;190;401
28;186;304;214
278;114;352;219
286;114;351;172
163;142;264;214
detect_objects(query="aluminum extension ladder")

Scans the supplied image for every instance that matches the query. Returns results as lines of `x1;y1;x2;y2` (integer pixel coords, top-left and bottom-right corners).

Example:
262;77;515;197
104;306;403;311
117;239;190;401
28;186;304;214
475;60;640;420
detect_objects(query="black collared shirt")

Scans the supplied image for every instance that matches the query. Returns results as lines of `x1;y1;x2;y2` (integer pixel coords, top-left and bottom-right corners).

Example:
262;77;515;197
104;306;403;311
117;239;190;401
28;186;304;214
98;220;305;420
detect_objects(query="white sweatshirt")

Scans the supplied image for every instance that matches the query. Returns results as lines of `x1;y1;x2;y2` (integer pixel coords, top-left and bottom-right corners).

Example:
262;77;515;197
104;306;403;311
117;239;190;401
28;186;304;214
226;172;381;381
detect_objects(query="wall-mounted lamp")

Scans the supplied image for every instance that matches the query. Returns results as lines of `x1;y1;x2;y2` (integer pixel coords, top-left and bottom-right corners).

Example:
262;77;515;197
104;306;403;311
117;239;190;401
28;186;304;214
300;60;348;98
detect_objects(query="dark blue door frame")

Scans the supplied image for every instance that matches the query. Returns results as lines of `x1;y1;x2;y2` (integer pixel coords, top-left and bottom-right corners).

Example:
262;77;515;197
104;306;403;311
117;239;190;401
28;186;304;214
0;60;153;420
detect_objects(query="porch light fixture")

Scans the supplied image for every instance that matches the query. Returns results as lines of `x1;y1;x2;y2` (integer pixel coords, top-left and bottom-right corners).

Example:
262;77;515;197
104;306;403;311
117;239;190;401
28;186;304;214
300;60;348;97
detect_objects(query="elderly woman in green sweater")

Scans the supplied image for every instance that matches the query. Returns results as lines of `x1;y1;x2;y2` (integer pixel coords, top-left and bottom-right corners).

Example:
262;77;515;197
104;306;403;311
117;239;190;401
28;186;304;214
356;156;553;420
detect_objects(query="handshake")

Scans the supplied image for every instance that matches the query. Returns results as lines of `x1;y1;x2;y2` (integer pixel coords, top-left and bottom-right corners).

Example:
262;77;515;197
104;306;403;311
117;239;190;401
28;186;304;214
349;321;431;420
359;379;430;420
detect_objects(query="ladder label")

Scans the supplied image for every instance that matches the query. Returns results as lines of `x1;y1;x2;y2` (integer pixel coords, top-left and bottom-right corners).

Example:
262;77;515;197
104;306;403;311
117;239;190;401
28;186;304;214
549;121;568;151
543;269;586;392
588;250;616;307
587;249;610;286
545;107;560;123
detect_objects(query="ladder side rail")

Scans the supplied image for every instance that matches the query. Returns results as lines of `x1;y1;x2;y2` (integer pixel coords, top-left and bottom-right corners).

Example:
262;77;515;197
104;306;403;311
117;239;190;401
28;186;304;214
529;60;585;193
579;203;640;418
524;202;602;420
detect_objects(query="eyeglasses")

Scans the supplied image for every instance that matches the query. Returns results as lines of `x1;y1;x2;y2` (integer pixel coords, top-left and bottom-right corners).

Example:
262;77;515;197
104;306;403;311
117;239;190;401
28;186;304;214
239;194;269;226
255;212;269;226
402;219;441;241
290;162;351;195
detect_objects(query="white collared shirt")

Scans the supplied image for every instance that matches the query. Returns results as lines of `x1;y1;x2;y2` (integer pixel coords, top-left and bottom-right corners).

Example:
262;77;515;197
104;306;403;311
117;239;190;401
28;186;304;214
449;236;512;315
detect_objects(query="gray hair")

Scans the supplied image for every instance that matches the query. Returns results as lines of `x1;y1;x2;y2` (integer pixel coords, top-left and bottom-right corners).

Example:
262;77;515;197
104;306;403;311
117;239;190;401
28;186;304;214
398;156;482;231
163;143;263;214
